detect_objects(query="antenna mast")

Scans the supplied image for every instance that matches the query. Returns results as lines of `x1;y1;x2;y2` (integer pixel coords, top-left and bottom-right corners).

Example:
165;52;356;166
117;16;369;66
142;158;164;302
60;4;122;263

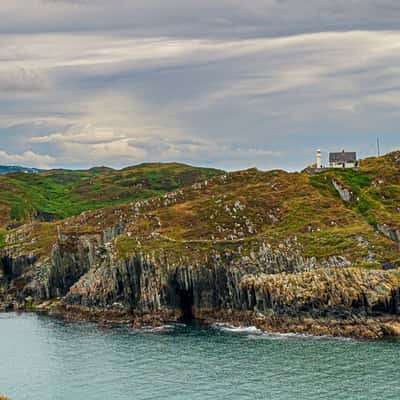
377;137;381;157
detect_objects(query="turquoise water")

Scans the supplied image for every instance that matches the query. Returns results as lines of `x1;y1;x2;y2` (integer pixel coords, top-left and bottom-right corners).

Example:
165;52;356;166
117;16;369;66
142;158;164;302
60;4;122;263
1;313;400;399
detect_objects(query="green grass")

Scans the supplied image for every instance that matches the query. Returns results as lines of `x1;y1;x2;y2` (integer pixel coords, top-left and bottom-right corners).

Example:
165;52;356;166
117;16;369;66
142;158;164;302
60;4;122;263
355;193;377;214
4;154;400;267
351;262;382;270
0;230;6;248
0;163;224;227
299;229;357;259
340;170;372;190
309;166;400;229
310;169;372;197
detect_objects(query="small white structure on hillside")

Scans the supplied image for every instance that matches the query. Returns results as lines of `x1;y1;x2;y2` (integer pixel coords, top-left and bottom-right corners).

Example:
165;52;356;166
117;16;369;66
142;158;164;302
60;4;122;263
314;149;358;170
328;150;357;168
316;149;322;169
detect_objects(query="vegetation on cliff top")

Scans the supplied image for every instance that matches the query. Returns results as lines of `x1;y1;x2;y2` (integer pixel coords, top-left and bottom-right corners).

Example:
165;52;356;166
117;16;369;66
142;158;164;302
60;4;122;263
311;151;400;230
107;162;398;266
3;151;400;268
0;163;223;228
0;230;6;249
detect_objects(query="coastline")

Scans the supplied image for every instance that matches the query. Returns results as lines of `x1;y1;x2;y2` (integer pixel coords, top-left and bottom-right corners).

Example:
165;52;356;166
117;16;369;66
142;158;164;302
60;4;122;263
4;301;400;340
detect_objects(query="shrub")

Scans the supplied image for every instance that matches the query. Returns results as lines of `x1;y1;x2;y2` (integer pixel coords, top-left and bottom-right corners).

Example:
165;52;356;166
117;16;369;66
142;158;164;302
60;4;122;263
0;231;6;249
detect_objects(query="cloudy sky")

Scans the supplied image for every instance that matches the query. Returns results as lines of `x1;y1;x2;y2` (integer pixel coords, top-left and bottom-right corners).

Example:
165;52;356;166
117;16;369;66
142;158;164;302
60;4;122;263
1;1;400;171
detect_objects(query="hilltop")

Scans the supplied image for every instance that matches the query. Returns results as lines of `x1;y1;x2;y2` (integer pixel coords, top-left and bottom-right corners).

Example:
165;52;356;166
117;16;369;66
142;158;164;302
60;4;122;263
0;163;223;229
1;152;400;338
311;151;400;241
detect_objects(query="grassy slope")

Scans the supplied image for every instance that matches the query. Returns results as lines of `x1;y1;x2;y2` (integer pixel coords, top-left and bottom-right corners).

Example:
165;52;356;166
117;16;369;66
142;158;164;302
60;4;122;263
4;152;400;267
310;151;400;230
0;163;223;228
142;168;397;264
0;230;6;249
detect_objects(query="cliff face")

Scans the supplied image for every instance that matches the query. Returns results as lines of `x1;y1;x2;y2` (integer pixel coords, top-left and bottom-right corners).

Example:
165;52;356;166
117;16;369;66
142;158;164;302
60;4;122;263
0;254;38;307
241;268;400;317
63;252;400;320
46;237;325;311
52;236;400;324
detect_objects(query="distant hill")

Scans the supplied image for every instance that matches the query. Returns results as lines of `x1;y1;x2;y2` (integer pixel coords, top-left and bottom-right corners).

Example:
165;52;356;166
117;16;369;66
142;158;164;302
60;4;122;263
0;162;224;228
0;165;43;175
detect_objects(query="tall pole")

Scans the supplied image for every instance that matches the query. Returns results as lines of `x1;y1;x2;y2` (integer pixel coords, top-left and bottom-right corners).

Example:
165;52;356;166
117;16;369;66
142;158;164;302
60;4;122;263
377;137;381;157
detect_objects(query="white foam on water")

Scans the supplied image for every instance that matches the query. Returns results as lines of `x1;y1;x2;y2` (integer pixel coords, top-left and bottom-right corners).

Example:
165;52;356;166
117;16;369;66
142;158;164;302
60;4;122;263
129;324;176;334
248;331;354;341
211;322;262;334
211;322;354;341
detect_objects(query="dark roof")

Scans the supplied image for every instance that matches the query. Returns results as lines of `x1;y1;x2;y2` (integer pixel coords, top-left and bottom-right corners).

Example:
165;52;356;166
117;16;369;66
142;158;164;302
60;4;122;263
329;151;357;163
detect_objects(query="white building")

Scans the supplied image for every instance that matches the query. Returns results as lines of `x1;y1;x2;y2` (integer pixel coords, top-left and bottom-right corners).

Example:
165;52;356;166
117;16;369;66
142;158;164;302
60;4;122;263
328;151;357;168
314;150;358;170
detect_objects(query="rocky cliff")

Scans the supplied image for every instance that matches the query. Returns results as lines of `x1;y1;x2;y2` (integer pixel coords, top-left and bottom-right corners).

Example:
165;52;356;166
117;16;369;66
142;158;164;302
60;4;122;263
2;152;400;338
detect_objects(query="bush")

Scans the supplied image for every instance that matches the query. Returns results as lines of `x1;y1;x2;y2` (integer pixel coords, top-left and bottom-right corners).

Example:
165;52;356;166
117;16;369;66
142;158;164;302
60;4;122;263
0;231;6;249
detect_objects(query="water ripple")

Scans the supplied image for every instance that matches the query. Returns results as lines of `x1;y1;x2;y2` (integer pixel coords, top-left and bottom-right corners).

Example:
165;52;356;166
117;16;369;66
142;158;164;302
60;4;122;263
1;313;400;400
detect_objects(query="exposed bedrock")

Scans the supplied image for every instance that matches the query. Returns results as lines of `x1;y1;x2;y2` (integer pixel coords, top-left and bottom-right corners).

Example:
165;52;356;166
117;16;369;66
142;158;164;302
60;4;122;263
63;249;400;321
46;235;106;298
377;224;400;243
0;254;39;282
240;268;400;318
59;238;349;316
0;234;107;301
29;239;339;305
64;254;234;315
332;179;353;203
3;233;400;323
0;254;39;304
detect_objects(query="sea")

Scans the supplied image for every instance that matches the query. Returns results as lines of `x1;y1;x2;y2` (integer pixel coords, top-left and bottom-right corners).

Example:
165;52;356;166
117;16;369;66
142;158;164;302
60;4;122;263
1;313;400;399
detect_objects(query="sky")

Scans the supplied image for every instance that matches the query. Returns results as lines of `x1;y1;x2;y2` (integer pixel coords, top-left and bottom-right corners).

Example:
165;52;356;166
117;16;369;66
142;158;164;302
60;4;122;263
1;1;400;171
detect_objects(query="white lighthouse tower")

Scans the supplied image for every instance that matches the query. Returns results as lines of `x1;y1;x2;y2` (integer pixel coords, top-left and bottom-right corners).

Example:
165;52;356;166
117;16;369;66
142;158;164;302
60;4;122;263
316;149;322;169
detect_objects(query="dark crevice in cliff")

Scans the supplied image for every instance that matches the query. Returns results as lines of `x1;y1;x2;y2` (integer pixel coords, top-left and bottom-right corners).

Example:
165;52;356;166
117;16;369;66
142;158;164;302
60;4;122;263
1;257;13;278
390;289;400;314
176;288;194;321
1;255;39;282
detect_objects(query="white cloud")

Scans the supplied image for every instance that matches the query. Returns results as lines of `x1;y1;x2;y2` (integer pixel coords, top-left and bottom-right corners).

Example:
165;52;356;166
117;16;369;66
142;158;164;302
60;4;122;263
30;126;126;145
0;150;55;168
26;120;281;168
1;29;400;170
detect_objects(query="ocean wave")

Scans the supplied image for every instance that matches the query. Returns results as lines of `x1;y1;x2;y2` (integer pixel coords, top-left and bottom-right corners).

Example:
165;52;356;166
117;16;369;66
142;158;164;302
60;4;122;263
129;324;176;334
248;331;353;341
211;323;262;334
211;322;353;341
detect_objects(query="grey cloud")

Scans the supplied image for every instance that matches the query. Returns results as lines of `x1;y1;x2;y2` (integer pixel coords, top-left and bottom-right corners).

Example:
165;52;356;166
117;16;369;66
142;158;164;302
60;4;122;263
0;149;55;168
0;68;49;92
1;2;400;171
26;125;282;169
0;1;399;37
2;30;400;170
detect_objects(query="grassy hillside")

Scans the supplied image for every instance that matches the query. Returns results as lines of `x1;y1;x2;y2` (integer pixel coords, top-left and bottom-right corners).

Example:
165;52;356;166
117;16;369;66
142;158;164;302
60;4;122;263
310;151;400;230
0;163;223;228
114;167;396;265
4;152;400;269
